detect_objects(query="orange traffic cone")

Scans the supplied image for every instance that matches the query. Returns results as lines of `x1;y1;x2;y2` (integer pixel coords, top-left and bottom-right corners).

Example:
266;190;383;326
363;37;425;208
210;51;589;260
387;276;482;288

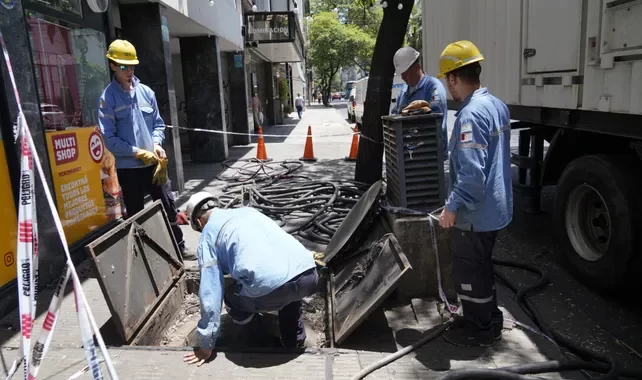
345;124;359;161
300;126;318;162
256;126;271;161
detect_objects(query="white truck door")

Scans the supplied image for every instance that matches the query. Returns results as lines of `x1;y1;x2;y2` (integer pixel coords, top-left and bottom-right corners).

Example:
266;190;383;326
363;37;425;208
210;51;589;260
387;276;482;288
524;0;583;73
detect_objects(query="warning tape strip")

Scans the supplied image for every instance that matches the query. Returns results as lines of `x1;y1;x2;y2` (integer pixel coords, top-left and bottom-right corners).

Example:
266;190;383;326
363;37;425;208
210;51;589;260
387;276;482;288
0;29;118;380
166;124;383;145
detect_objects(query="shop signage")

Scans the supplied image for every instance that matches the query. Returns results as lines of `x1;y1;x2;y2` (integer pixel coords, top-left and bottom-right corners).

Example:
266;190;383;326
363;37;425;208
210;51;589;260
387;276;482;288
46;127;125;245
246;13;293;42
0;132;18;288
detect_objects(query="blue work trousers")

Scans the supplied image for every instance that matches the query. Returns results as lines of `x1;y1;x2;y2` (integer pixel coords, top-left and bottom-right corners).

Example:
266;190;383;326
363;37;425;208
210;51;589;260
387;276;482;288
224;267;319;348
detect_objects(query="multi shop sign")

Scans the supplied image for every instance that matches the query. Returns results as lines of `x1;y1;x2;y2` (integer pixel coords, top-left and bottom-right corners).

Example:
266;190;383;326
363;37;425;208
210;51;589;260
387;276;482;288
246;13;293;42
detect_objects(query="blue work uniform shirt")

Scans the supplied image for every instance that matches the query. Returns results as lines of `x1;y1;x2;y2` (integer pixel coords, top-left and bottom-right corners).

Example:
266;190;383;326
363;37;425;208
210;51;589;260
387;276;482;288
97;76;165;169
195;207;316;350
392;75;449;159
446;87;513;232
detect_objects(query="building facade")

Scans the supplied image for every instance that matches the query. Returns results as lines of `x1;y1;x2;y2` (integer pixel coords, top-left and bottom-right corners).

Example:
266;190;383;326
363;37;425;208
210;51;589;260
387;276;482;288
242;0;307;126
0;0;291;316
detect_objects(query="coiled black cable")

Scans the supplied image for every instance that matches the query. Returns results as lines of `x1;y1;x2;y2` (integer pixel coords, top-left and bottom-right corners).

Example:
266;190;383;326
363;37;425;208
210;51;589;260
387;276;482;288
215;159;370;244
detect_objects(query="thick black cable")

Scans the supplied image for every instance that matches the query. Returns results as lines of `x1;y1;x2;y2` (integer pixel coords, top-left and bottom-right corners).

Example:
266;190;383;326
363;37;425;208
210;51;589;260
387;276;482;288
215;159;368;244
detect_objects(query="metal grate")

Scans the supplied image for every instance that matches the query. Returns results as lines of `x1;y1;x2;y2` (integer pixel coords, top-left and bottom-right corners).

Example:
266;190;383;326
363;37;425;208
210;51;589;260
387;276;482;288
382;113;446;212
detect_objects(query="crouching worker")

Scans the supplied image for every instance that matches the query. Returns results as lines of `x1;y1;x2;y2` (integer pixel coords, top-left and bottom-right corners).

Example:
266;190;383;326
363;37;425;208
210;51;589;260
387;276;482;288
182;192;320;366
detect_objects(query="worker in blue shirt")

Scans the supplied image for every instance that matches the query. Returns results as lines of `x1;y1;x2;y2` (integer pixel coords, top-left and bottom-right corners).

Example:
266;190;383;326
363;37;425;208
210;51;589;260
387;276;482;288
436;40;513;347
97;40;195;260
182;192;319;367
391;46;449;160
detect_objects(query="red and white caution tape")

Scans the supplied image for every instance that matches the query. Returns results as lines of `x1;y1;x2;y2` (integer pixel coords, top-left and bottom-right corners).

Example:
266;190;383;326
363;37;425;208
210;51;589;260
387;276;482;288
0;28;118;380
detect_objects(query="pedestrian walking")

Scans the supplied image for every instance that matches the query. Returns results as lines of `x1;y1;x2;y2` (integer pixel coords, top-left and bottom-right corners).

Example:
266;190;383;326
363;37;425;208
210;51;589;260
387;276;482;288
295;93;304;119
182;192;319;366
437;40;513;347
392;46;449;160
98;39;196;260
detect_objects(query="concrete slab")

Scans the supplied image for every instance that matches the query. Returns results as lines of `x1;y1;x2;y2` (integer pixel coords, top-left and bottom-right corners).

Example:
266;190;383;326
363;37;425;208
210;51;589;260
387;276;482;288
0;347;328;380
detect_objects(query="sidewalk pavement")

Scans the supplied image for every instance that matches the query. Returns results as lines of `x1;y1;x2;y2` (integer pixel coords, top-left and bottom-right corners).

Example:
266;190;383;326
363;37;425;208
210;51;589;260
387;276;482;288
0;105;575;379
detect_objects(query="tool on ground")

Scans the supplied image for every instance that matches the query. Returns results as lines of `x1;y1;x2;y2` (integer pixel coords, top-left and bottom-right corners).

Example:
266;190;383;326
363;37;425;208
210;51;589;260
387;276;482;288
345;124;359;161
255;126;270;161
135;149;159;166
152;157;168;185
299;126;318;162
401;100;432;116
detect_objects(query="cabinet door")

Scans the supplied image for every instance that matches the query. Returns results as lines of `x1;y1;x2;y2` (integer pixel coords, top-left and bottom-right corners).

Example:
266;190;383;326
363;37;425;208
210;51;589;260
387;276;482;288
525;0;582;73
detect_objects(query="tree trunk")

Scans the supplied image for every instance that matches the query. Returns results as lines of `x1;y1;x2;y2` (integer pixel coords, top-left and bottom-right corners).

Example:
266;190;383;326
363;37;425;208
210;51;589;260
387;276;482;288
354;0;414;184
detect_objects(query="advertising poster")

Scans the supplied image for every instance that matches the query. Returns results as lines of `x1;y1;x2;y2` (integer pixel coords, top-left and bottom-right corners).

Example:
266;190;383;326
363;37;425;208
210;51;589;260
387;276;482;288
0;133;17;288
46;127;125;245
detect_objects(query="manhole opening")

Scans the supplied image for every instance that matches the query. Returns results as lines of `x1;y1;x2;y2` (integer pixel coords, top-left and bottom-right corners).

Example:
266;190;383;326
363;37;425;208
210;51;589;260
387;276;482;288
100;271;331;349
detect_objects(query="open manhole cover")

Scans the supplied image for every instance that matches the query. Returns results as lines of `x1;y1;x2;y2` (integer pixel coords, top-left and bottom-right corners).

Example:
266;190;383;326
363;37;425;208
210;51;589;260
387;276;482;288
329;233;411;345
85;200;184;343
323;180;383;265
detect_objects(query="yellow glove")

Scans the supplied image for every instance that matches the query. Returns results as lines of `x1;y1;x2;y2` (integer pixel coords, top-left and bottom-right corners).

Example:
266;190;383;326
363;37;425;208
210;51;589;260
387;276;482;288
152;157;168;185
135;149;159;166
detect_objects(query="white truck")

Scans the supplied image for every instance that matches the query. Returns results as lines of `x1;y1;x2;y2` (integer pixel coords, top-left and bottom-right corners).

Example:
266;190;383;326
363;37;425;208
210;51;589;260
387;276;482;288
422;0;642;291
353;75;404;127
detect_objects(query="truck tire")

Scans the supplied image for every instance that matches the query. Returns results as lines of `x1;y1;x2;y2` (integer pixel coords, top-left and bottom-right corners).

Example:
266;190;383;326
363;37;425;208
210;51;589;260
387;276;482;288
553;154;642;291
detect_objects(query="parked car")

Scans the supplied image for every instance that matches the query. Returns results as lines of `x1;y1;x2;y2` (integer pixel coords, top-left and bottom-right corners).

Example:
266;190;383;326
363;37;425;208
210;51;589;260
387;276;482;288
332;92;342;100
347;88;356;122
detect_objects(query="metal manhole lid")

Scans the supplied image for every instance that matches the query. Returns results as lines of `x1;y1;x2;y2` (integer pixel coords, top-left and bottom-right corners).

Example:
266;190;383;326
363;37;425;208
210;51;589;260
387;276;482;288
323;180;383;265
330;233;411;345
85;200;184;343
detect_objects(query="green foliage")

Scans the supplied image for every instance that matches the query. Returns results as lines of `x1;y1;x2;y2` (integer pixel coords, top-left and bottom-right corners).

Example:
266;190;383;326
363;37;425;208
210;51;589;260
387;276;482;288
279;78;290;103
309;0;380;74
406;0;422;51
308;11;372;105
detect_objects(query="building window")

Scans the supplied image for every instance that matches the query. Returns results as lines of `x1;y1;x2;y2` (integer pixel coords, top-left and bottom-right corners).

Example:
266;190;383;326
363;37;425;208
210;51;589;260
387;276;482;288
26;12;125;245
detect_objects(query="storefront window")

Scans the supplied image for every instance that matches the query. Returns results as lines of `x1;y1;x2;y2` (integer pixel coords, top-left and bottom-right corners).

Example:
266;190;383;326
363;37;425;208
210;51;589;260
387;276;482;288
26;12;125;245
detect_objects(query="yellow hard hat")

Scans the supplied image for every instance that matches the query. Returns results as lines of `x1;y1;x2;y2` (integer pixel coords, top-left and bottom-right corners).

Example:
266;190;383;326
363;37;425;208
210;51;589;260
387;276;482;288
437;40;484;79
106;39;139;65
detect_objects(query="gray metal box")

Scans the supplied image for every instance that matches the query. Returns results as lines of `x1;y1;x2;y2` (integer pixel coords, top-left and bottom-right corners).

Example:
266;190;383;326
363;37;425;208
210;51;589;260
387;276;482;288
382;113;446;212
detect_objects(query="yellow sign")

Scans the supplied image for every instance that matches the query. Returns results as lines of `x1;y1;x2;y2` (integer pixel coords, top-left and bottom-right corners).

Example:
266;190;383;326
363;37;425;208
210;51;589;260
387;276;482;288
0;137;17;288
46;127;125;245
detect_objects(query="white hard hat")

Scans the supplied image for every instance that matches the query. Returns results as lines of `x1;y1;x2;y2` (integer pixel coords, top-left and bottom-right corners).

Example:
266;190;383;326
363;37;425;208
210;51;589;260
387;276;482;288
394;46;420;75
185;191;220;232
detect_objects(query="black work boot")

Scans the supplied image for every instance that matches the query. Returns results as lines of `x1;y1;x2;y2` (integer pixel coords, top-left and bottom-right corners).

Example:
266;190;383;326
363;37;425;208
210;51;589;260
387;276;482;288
444;320;495;347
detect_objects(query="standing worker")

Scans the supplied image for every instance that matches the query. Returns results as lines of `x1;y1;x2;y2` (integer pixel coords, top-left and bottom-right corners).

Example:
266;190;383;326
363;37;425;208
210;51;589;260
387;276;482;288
98;39;195;260
182;192;319;366
392;46;449;160
437;40;512;347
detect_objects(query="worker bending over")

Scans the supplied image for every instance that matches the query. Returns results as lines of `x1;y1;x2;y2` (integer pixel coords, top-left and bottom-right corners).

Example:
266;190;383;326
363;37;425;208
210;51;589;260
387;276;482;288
437;41;513;347
183;192;319;366
392;46;449;160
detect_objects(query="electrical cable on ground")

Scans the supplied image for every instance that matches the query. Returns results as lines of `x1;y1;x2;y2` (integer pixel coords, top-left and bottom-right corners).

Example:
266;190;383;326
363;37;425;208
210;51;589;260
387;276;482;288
214;165;642;379
348;221;642;380
215;158;370;245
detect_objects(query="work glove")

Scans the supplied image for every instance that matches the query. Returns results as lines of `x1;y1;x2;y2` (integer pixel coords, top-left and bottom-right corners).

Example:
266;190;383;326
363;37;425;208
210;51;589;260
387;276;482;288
135;149;159;166
401;100;432;116
152;157;168;185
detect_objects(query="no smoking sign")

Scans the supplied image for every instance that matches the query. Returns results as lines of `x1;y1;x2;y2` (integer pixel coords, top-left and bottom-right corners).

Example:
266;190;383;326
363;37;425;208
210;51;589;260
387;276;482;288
88;132;104;163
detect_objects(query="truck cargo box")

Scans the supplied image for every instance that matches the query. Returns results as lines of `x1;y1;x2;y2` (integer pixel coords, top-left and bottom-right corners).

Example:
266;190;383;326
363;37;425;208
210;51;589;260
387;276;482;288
422;0;642;116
